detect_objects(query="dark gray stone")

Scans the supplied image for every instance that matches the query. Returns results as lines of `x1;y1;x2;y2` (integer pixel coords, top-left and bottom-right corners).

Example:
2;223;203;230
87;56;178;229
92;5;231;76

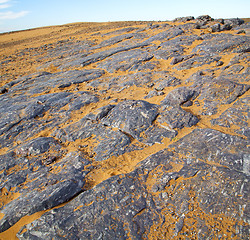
141;125;177;144
221;23;232;31
174;54;221;70
170;56;184;65
216;60;224;66
91;33;134;50
152;34;200;62
170;128;250;173
97;49;154;73
14;137;61;157
154;45;184;60
196;15;214;22
0;87;7;94
144;90;164;99
224;18;245;27
17;171;151;240
94;104;115;121
81;42;148;67
161;87;196;106
173;16;195;22
211;23;221;32
103;27;138;36
0;89;100;149
192;34;250;54
101;100;159;141
197;77;249;115
0;151;90;232
160;34;200;48
67;92;99;111
211;96;250;139
143;27;184;44
237;29;246;34
94;130;131;161
157;106;199;129
17;129;250;239
155;76;181;89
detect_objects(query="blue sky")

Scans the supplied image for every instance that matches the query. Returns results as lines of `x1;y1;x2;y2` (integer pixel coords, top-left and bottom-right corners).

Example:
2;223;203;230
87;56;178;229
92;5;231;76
0;0;249;33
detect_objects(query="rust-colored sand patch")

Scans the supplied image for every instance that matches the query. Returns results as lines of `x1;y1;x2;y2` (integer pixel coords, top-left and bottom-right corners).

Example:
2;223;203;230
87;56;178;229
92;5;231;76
0;188;20;210
85;124;196;188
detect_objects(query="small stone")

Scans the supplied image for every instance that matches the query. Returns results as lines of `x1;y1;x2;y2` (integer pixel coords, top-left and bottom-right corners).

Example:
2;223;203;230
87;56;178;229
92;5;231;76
196;15;214;22
173;16;194;22
58;83;72;89
174;217;184;235
170;56;184;65
147;82;154;88
236;30;246;34
0;87;8;94
221;23;232;31
43;156;57;165
211;23;221;32
216;61;224;66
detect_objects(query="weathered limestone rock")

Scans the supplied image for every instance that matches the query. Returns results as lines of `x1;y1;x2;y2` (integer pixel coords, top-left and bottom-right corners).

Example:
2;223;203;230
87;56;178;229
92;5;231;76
0;17;249;239
97;49;154;73
192;34;250;54
101;100;158;139
17;129;250;239
0;150;89;232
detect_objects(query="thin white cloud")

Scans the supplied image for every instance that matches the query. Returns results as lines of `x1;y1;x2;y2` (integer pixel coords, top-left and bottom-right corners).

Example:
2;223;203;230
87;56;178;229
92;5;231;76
0;4;11;9
0;0;10;4
0;0;29;21
0;10;28;20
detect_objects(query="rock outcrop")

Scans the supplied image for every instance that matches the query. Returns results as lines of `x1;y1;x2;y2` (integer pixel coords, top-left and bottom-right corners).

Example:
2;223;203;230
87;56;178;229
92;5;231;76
0;16;249;239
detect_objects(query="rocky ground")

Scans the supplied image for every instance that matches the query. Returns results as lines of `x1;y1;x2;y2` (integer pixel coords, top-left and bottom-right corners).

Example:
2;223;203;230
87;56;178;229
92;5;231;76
0;16;249;239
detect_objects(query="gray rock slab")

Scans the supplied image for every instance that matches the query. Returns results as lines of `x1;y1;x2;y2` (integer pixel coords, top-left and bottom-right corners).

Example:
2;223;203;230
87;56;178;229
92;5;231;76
81;42;149;67
0;151;90;233
161;86;196;106
14;137;61;157
94;129;131;161
192;34;250;54
0;90;99;148
101;100;159;141
91;33;135;50
17;129;250;239
169;128;250;173
173;54;221;70
143;27;184;44
157;106;199;129
197;77;249;115
211;96;250;139
97;49;154;73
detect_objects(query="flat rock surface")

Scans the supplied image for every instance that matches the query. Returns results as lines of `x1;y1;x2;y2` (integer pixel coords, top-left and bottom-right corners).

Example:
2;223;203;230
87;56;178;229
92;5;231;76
0;17;249;239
